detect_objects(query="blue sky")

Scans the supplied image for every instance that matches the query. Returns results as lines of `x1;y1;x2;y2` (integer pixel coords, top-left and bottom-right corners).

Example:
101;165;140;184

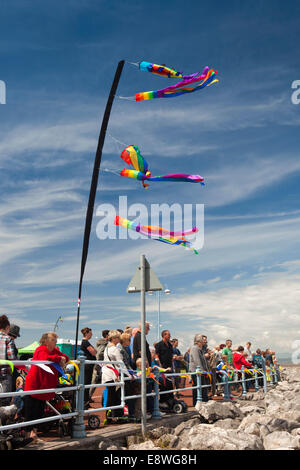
0;0;300;357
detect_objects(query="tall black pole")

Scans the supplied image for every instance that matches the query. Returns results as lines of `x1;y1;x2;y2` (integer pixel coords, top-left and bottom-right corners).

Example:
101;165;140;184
74;60;125;358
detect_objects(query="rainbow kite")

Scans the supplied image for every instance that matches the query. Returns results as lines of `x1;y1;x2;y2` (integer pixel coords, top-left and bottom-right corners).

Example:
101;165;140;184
136;66;218;101
120;145;205;189
139;61;182;78
115;216;199;254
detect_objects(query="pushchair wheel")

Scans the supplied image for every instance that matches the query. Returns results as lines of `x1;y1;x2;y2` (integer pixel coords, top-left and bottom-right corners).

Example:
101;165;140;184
88;414;100;429
173;402;184;414
58;421;69;437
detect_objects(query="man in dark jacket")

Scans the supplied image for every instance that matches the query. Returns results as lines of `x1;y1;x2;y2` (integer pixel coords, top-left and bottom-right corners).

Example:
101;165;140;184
132;322;151;368
155;330;174;405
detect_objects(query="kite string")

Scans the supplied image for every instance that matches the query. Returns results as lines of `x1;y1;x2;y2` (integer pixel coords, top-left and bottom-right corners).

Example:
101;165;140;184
115;95;136;101
125;61;140;67
107;132;127;148
103;168;121;176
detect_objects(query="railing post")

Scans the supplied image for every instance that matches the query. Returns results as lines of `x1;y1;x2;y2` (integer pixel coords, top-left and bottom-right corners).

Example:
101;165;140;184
254;370;259;391
151;368;162;420
72;353;86;438
261;359;268;394
269;366;274;386
223;373;230;401
241;370;247;396
120;367;125;408
273;366;278;384
196;367;202;403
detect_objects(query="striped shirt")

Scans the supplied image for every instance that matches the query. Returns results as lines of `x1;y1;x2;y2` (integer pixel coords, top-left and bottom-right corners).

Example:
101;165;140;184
0;332;16;377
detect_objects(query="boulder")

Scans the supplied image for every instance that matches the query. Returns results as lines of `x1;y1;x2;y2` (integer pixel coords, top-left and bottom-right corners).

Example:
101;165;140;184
238;405;264;416
128;440;163;450
155;434;179;449
243;422;261;437
147;426;174;440
196;401;243;423
212;418;240;430
174;417;201;436
98;439;116;450
263;431;300;450
182;424;263;450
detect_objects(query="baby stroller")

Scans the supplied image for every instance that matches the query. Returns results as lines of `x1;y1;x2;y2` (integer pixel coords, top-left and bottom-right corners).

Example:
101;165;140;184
38;365;75;437
40;390;73;437
0;404;33;450
159;396;188;414
157;374;188;414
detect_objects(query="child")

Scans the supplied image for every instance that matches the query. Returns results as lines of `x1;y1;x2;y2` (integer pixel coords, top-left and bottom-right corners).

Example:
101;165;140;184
13;376;24;418
131;358;154;419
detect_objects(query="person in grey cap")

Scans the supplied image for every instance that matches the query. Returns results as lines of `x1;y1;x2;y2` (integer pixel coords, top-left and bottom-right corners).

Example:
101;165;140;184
8;324;20;356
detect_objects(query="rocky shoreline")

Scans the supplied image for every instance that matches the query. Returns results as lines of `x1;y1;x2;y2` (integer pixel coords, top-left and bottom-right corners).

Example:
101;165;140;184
124;366;300;451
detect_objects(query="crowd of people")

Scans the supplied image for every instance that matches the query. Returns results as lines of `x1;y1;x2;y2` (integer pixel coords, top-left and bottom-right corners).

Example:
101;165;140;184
81;323;280;422
0;313;280;438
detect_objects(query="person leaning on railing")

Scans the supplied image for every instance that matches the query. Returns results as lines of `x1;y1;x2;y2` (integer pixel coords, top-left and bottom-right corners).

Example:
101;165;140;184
23;331;69;442
189;334;209;405
232;346;253;390
101;330;125;423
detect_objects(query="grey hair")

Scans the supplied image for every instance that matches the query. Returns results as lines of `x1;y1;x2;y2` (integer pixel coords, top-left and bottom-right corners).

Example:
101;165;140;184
194;334;205;344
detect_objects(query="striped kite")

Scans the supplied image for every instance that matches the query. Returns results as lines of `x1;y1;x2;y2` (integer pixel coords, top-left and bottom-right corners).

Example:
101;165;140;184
115;216;199;254
136;66;218;101
120;145;205;189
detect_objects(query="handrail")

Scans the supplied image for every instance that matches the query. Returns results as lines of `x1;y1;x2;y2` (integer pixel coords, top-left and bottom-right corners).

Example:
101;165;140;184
0;355;280;439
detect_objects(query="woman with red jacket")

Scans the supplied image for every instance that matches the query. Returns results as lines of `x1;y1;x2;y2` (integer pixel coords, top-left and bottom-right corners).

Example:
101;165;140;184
232;346;253;370
233;346;254;391
24;332;69;441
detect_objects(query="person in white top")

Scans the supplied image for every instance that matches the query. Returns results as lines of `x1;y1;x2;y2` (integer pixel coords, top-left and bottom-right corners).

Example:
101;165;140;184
101;330;130;422
244;342;253;361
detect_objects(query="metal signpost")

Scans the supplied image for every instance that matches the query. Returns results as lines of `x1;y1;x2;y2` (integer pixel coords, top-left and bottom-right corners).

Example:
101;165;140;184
127;254;162;437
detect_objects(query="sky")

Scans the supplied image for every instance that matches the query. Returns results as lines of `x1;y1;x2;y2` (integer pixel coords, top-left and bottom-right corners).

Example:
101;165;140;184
0;0;300;359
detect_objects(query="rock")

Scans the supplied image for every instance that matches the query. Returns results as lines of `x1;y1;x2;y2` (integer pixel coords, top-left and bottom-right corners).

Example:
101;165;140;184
183;424;263;450
244;422;261;437
155;434;179;449
128;440;163;450
126;434;144;446
238;405;264;416
259;424;271;439
263;431;300;450
196;401;243;423
268;417;300;433
147;426;174;440
250;390;265;401
174;417;201;436
98;439;115;450
212;418;240;430
291;428;300;436
239;413;300;435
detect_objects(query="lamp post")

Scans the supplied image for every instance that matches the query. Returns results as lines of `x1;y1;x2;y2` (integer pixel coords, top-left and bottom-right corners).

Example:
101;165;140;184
53;316;63;333
148;288;171;341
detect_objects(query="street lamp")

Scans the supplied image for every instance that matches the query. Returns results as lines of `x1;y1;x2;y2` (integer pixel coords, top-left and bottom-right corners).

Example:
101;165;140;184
148;288;171;341
53;316;63;333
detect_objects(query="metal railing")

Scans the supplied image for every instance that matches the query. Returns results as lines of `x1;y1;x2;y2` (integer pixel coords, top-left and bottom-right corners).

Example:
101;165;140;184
0;354;280;439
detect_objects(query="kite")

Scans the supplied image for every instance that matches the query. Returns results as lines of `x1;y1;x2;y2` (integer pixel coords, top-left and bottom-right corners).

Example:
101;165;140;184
136;66;218;101
138;61;183;78
120;145;205;188
115;216;199;254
